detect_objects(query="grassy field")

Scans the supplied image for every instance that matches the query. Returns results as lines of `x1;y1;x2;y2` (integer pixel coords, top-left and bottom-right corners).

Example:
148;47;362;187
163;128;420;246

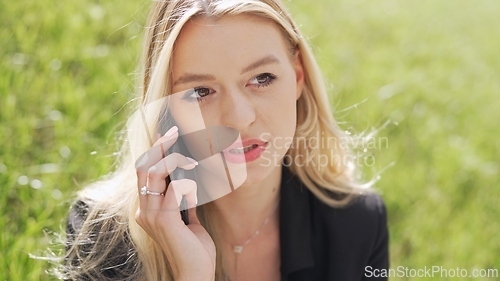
1;0;499;280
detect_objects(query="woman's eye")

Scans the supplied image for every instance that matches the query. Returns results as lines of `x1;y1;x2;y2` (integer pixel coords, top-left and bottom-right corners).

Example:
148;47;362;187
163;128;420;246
183;87;214;102
193;87;213;98
249;73;277;88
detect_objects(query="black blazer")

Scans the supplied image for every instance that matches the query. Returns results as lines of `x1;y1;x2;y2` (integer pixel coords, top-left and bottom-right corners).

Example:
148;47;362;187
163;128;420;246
279;167;389;280
66;167;389;280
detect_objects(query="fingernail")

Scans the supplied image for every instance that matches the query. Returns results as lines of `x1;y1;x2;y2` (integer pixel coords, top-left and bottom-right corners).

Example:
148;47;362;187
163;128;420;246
164;126;178;137
186;157;198;166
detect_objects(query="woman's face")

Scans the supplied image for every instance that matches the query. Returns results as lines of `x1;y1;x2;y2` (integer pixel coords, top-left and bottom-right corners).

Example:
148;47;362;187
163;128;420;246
169;14;304;189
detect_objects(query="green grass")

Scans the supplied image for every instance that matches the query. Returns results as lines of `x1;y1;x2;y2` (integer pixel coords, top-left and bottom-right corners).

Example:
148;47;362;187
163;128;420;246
1;0;499;280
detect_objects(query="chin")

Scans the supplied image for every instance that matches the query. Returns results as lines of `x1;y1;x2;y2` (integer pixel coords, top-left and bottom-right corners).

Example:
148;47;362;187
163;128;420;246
242;161;281;186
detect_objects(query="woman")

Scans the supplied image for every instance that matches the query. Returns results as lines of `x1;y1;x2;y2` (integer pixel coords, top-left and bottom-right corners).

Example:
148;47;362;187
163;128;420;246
61;0;389;280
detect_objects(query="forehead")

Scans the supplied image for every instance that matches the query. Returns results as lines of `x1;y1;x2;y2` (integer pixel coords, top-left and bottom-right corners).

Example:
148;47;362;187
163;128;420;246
171;14;291;77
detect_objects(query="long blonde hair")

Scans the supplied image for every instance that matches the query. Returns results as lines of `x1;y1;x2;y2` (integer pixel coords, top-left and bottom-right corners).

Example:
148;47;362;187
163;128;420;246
59;0;370;280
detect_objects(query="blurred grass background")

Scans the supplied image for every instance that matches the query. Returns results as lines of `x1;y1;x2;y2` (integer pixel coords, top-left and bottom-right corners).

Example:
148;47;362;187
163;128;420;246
1;0;499;280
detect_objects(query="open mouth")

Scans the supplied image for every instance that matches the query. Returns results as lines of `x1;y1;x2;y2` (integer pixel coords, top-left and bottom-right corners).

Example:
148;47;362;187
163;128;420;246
222;139;268;164
229;144;259;154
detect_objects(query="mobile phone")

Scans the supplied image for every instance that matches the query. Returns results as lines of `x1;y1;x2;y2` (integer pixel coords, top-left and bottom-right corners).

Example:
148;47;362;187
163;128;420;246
156;114;240;225
167;142;189;225
157;111;190;225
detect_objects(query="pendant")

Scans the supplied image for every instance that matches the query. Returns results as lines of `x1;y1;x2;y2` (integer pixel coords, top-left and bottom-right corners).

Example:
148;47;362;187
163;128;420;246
233;245;243;254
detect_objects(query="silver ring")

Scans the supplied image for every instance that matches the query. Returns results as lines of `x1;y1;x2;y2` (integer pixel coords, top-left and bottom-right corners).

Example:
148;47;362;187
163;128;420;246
140;185;165;196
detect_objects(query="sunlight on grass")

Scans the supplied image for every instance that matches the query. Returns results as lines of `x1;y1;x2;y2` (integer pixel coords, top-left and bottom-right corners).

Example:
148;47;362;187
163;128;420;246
2;0;499;280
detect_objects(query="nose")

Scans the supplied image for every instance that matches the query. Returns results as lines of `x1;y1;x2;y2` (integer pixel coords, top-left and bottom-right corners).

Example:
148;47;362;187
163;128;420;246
220;88;256;130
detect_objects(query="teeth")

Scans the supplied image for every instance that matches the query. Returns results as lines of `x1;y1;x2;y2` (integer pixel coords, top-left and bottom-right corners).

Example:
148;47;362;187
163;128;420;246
230;144;258;154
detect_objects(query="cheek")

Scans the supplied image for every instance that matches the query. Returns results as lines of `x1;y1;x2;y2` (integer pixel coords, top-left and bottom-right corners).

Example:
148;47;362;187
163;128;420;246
170;104;207;134
267;83;298;148
279;79;299;124
282;83;299;143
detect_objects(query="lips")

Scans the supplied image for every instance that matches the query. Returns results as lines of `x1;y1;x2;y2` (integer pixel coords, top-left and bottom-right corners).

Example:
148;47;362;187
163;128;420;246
222;138;268;164
229;144;259;154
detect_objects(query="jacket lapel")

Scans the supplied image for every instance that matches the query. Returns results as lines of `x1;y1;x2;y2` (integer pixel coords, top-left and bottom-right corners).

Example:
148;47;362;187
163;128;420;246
279;167;315;278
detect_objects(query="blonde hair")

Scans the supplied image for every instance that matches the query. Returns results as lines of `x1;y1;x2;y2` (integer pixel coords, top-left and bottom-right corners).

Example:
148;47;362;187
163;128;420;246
59;0;371;280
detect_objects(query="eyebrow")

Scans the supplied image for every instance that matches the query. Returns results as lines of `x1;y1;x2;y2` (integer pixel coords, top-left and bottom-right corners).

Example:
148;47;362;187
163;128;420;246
240;55;281;74
173;55;281;86
173;73;216;86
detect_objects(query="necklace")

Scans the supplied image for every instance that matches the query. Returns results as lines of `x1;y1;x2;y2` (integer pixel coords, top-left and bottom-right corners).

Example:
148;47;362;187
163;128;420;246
229;200;280;279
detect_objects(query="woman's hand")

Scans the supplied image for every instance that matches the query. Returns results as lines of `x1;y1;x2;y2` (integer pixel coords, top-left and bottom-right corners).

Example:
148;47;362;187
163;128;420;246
135;126;216;280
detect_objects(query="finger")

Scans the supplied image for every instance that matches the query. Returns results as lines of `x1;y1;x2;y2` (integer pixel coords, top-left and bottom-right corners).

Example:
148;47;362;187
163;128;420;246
135;127;179;172
184;181;198;209
164;179;197;209
188;206;201;225
145;153;197;206
141;148;197;212
161;181;184;219
136;169;148;208
172;179;197;208
144;167;168;211
136;149;172;211
152;126;178;146
149;153;198;176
